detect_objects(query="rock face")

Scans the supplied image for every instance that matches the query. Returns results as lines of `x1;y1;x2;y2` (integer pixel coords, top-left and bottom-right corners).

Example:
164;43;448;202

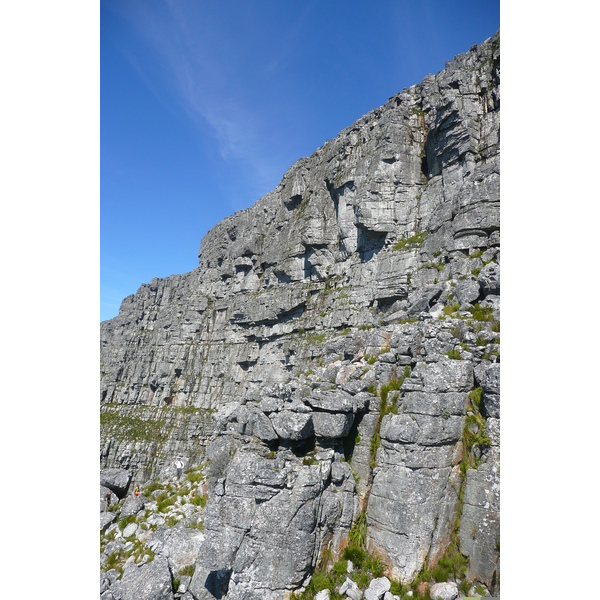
101;32;500;598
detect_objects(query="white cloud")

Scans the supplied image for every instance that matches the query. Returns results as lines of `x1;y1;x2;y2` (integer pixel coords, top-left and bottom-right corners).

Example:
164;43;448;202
112;0;287;203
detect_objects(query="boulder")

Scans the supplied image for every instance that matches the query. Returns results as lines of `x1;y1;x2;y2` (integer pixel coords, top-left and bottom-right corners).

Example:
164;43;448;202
120;494;146;519
119;555;173;600
454;279;480;305
101;468;132;497
100;511;116;531
364;577;391;600
312;412;354;438
430;581;458;600
270;411;314;441
478;262;499;296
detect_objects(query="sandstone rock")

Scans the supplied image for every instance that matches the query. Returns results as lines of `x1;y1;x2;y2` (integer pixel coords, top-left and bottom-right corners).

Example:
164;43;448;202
346;587;363;600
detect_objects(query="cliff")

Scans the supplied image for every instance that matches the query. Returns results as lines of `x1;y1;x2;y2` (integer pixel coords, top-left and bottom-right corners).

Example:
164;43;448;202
100;31;500;600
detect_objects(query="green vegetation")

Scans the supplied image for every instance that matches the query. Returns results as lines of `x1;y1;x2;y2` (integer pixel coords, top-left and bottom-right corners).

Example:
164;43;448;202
400;317;418;325
306;332;327;344
468;303;494;322
294;509;403;599
461;388;491;473
443;302;461;317
393;231;429;252
179;565;195;577
100;410;169;443
365;353;378;365
189;493;208;508
446;348;462;360
369;366;411;467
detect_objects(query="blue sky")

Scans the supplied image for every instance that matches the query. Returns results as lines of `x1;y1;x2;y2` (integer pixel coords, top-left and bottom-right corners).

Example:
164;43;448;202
101;0;500;321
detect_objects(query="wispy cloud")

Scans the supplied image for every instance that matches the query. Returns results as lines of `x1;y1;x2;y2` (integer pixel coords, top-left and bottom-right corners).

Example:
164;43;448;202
112;0;289;204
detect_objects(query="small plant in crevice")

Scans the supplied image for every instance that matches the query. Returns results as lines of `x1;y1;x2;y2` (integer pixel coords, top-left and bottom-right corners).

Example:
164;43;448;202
468;303;494;322
446;348;462;360
443;302;461;317
393;231;429;252
461;388;491;474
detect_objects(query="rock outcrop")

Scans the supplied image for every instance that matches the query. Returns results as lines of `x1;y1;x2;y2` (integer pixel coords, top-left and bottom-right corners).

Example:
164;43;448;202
101;31;500;599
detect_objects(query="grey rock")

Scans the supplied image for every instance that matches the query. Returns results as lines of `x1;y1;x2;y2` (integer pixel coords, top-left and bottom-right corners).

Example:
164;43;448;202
407;285;443;317
120;494;146;519
148;524;205;574
312;412;354;438
119;555;173;600
100;32;501;598
101;469;132;497
101;485;119;512
100;511;116;531
478;262;499;296
454;279;480;305
475;363;500;418
270;411;314;441
429;581;458;600
306;389;355;413
339;577;358;595
364;576;391;599
122;522;138;538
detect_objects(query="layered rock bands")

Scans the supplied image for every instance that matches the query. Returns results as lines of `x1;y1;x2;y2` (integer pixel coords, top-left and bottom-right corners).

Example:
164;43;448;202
101;31;500;599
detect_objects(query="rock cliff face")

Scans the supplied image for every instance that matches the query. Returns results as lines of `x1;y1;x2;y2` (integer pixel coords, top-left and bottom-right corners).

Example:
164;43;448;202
101;31;500;599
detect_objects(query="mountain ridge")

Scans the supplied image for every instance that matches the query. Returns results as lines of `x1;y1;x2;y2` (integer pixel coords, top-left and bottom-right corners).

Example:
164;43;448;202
100;30;500;600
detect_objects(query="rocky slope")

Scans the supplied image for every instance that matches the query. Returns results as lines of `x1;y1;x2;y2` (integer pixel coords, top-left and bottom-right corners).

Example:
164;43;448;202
101;31;500;600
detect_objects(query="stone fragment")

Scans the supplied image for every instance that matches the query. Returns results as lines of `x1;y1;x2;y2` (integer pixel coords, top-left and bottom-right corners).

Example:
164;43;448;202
346;587;363;600
122;522;138;538
364;576;391;599
430;581;458;600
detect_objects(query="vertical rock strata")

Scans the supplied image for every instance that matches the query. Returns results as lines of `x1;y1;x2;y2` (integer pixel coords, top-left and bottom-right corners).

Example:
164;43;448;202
101;32;500;598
